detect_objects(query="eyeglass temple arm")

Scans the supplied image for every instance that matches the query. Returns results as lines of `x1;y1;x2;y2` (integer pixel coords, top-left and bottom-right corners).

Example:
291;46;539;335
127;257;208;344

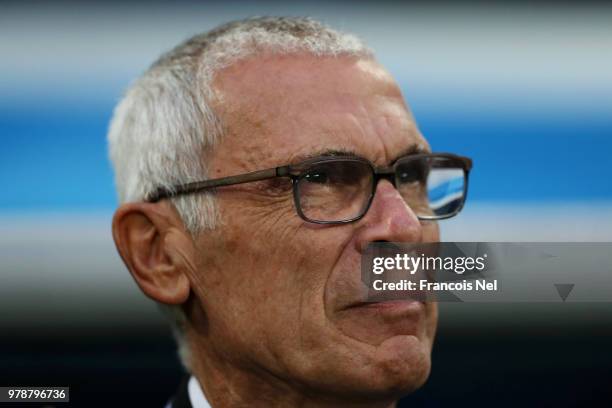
146;166;287;202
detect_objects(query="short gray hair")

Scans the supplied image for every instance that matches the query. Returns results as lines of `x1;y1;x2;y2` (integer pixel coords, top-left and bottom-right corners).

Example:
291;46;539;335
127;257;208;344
108;16;371;371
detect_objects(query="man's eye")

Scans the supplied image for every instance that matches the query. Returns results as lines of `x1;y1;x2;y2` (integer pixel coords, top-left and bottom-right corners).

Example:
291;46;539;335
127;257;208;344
304;171;329;184
396;160;428;184
398;171;419;183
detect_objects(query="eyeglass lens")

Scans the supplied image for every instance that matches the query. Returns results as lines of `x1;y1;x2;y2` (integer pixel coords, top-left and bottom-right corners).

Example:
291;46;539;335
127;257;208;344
296;157;466;223
297;160;374;222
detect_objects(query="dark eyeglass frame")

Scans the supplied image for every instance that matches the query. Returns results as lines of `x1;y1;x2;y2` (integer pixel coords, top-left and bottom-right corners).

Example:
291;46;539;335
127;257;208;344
146;152;473;225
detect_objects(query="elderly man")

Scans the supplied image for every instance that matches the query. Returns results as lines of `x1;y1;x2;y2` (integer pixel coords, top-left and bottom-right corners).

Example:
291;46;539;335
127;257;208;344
109;17;471;408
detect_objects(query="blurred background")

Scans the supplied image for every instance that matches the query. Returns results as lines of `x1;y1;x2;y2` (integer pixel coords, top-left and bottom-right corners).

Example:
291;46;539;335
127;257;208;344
1;1;611;406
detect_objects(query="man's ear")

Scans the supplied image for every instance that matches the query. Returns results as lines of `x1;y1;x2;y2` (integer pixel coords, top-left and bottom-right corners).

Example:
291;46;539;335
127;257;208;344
112;201;194;305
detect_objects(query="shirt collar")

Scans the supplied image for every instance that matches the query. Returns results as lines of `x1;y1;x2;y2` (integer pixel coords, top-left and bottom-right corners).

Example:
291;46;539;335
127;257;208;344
188;376;212;408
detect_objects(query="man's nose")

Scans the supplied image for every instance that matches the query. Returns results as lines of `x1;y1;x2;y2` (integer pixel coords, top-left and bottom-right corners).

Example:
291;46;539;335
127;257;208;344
354;179;423;252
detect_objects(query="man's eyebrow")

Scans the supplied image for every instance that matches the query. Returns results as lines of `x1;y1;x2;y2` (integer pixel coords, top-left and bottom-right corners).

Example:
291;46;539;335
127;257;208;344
288;144;429;166
390;144;429;164
289;149;359;164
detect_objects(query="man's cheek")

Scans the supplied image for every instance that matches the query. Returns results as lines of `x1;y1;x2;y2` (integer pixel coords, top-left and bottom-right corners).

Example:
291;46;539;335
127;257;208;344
237;198;300;240
254;231;341;325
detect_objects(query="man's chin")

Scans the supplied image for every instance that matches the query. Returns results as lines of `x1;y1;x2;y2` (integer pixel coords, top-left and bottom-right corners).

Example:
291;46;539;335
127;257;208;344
302;331;432;402
332;299;429;346
299;349;431;406
331;314;434;397
366;334;432;393
329;348;432;404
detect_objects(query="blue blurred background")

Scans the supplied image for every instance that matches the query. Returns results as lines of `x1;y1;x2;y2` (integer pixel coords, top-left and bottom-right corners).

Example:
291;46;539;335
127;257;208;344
1;1;611;407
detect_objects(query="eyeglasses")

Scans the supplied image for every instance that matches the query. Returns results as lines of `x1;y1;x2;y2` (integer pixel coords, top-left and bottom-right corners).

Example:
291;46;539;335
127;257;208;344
147;153;473;224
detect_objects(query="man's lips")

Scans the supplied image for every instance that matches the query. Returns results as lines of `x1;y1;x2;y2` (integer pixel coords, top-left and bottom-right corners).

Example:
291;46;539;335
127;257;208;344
366;287;429;304
336;283;429;314
341;298;425;314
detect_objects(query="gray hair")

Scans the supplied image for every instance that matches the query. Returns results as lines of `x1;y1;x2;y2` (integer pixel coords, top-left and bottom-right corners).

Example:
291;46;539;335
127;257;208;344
108;16;371;371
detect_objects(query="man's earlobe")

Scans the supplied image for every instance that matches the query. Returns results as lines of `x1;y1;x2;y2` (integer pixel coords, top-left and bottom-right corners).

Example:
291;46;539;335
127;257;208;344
112;202;193;305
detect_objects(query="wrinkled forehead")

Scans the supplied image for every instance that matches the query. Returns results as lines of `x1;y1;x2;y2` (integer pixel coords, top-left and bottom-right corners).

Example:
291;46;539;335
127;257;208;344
209;54;428;173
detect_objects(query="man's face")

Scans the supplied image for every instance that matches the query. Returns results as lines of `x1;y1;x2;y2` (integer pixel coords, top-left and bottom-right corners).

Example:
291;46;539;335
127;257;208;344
186;54;439;400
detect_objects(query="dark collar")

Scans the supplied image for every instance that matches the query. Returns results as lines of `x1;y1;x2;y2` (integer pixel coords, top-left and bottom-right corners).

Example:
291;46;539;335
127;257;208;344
169;375;192;408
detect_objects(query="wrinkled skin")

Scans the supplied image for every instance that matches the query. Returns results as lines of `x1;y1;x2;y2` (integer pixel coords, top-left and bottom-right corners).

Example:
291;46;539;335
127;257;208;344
186;54;439;407
114;53;439;408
